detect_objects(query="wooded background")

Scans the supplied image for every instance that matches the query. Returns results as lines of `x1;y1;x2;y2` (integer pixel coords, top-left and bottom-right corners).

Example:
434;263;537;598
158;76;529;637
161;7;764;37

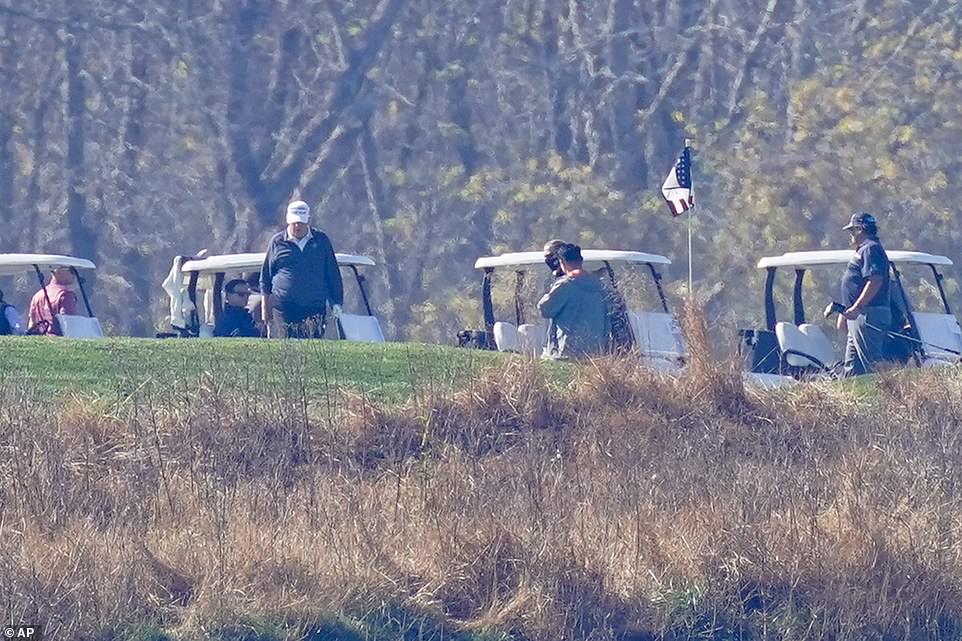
1;0;959;341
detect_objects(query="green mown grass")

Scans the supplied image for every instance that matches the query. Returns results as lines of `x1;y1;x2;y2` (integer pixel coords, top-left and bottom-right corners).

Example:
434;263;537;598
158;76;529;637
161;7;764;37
0;335;889;404
0;337;521;402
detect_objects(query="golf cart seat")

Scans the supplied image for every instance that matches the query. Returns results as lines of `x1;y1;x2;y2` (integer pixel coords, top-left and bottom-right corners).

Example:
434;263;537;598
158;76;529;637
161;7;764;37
493;321;519;352
912;312;962;363
629;311;687;361
57;314;104;338
198;323;214;338
775;322;830;370
517;323;546;356
336;314;386;342
799;324;836;369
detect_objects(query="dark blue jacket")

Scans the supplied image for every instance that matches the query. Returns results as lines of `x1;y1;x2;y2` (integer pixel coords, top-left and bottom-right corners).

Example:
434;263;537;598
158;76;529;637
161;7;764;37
213;305;260;338
260;229;344;318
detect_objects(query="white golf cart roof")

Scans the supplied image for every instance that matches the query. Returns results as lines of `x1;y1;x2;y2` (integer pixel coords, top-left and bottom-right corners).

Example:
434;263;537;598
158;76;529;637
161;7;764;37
757;250;953;269
475;249;671;270
181;252;376;274
0;253;97;276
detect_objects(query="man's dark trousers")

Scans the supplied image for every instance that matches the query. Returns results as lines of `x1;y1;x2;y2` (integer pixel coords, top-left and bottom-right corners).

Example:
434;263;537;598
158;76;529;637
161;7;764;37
843;306;891;376
271;308;327;339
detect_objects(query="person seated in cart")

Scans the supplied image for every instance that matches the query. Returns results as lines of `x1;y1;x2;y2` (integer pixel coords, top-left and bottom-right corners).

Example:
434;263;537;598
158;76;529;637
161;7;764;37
213;279;261;338
27;267;78;336
537;243;611;359
0;287;25;335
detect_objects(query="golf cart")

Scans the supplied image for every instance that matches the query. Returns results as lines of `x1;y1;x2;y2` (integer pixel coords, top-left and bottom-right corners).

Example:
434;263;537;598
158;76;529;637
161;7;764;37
740;249;961;380
0;253;103;337
463;249;687;366
161;252;385;341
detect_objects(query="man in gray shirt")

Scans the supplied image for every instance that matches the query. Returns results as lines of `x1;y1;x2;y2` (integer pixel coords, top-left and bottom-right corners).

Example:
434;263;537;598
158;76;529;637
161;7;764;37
538;243;611;359
836;212;891;376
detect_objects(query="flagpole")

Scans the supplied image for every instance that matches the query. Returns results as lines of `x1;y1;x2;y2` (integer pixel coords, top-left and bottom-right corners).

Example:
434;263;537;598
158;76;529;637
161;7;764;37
685;138;693;296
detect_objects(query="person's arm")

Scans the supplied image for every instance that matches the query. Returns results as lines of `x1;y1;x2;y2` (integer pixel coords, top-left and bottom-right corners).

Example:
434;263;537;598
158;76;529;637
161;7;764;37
244;312;261;337
260;243;274;323
843;246;887;319
212;306;239;337
320;233;344;307
845;277;883;313
212;317;229;337
5;306;24;335
538;280;570;319
26;297;39;333
59;290;78;315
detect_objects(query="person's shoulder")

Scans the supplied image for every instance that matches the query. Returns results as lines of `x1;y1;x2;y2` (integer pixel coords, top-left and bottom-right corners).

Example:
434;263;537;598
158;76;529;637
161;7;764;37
584;270;604;283
268;230;286;244
543;276;570;295
584;272;607;292
570;271;602;285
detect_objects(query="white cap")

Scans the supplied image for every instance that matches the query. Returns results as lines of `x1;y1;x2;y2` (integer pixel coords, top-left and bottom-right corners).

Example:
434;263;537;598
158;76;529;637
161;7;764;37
286;200;310;224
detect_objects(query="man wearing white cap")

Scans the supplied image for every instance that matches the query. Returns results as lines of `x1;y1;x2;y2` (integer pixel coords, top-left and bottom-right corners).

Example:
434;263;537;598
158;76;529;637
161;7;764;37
260;200;343;338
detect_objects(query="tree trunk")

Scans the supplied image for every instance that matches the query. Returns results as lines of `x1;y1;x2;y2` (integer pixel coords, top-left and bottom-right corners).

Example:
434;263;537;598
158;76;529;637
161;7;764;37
359;126;404;336
121;35;152;336
0;16;16;238
608;0;647;187
65;21;96;262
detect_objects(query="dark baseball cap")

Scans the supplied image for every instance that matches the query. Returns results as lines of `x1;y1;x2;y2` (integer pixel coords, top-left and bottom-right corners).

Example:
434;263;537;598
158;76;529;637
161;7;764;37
842;212;877;231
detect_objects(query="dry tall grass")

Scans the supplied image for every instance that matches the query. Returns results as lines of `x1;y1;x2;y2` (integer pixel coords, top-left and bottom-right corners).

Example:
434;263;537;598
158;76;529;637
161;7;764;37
3;311;962;640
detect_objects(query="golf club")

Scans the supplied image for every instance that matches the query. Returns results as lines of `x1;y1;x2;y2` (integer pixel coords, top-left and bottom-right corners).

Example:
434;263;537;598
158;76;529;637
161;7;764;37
823;300;962;357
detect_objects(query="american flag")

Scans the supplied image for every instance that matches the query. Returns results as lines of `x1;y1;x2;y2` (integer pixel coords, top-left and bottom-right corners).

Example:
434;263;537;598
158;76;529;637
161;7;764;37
662;146;694;217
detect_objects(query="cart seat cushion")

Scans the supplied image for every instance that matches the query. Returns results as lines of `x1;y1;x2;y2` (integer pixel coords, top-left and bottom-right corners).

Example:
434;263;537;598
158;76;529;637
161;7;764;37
517;323;546;356
776;322;827;369
337;314;385;342
56;314;104;338
493;321;519;352
799;323;837;369
912;312;962;361
628;311;687;359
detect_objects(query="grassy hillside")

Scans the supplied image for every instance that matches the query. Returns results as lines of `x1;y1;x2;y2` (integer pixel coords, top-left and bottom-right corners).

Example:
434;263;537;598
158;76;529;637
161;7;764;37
5;333;962;639
5;320;962;640
0;337;514;402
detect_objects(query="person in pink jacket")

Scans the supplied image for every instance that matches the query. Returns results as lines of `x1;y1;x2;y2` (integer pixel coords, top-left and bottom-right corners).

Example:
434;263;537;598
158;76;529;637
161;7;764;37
28;267;79;336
